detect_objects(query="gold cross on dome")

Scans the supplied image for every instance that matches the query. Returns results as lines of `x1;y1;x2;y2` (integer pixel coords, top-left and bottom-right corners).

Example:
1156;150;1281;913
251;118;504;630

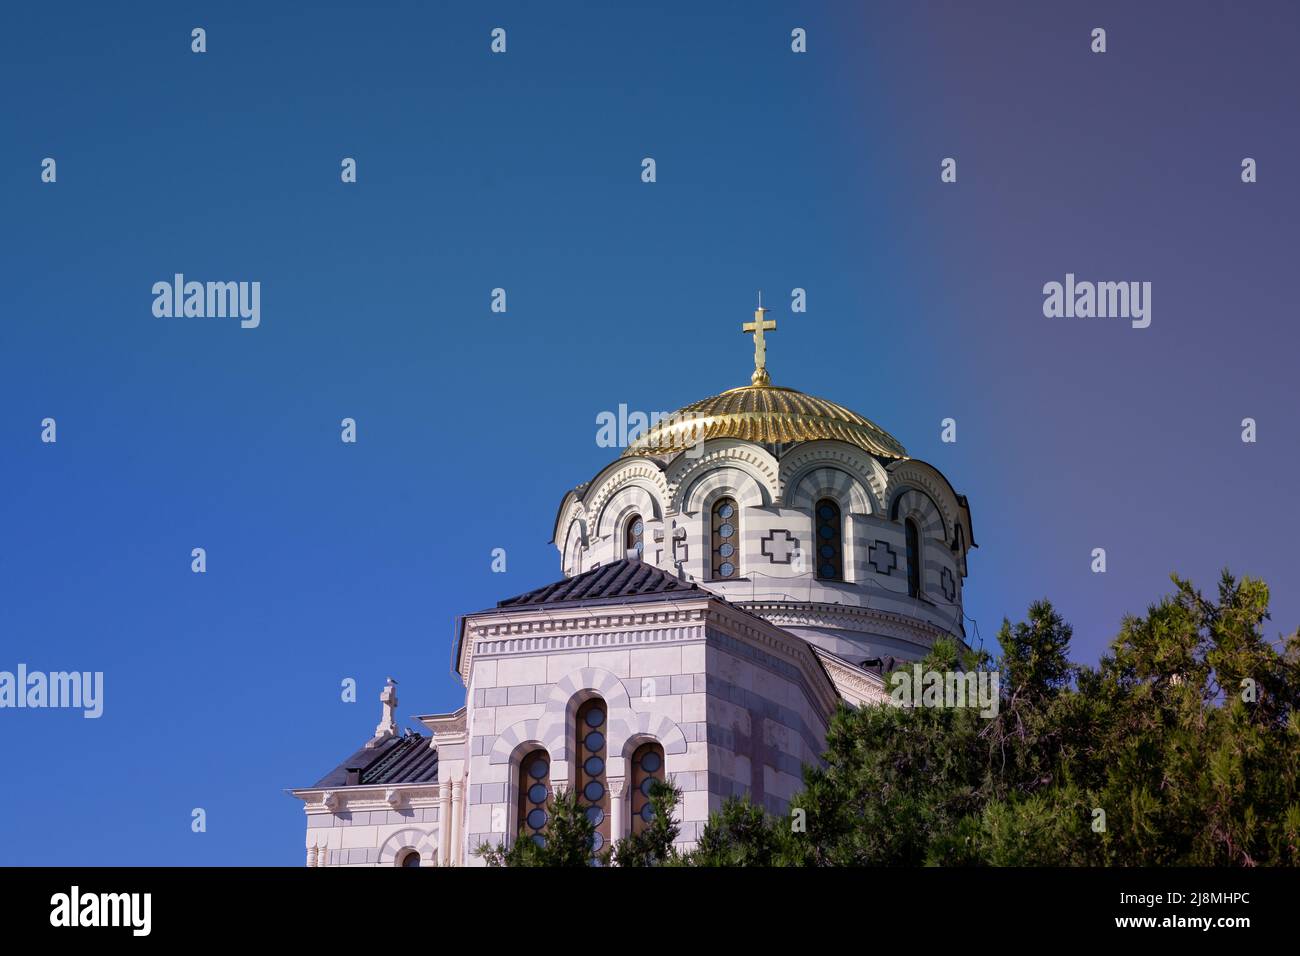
741;292;776;386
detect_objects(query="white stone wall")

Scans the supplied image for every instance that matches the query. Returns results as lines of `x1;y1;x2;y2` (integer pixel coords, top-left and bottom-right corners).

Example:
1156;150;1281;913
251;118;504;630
702;628;831;817
301;795;440;867
553;438;975;665
457;598;839;863
462;623;708;863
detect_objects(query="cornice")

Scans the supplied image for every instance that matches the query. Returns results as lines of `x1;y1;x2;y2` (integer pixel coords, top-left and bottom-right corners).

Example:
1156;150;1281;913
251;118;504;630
416;705;467;737
736;600;959;649
812;647;891;705
459;594;842;720
293;784;441;812
460;601;713;681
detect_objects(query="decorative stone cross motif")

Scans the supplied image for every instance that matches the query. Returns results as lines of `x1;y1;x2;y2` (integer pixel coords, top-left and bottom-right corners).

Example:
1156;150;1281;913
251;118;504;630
761;529;798;564
654;519;689;577
941;567;956;602
868;540;897;576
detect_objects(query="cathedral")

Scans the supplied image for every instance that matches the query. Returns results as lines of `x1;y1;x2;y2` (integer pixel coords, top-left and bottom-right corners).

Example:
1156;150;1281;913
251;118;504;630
290;304;977;866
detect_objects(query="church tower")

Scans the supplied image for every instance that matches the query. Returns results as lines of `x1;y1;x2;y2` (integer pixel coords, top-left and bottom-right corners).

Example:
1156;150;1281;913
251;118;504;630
553;301;976;674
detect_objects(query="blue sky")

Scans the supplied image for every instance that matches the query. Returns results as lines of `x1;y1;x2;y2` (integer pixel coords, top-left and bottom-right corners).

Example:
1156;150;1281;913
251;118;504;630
2;1;1297;864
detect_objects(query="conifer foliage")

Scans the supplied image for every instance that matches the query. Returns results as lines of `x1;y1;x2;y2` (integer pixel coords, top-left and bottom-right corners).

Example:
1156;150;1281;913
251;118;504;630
481;573;1300;866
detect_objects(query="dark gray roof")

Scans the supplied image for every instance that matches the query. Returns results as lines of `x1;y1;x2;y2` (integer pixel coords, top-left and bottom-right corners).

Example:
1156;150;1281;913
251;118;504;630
495;558;703;610
312;732;439;789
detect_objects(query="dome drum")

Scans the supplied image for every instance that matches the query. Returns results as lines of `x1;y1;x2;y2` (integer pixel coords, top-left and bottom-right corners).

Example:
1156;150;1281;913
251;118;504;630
552;312;974;667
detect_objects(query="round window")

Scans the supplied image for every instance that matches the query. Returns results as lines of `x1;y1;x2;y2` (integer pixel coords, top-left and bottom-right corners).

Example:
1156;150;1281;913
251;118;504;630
719;503;734;519
527;808;547;830
584;731;605;753
529;759;549;779
584;756;605;776
640;751;661;773
584;780;605;802
719;523;735;538
719;562;735;577
584;708;605;728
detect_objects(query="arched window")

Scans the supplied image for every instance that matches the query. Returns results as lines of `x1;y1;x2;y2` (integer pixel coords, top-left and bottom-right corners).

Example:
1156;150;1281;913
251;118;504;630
624;513;644;558
517;749;551;848
629;741;666;836
398;849;421;867
575;699;610;855
711;497;739;580
905;518;921;598
566;526;584;576
815;498;842;581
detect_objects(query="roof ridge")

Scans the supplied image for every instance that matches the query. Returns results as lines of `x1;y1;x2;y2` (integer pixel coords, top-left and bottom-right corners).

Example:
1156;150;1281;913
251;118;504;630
494;558;700;610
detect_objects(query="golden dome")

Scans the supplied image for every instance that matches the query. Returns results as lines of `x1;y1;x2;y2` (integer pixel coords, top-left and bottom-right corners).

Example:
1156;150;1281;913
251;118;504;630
623;384;909;460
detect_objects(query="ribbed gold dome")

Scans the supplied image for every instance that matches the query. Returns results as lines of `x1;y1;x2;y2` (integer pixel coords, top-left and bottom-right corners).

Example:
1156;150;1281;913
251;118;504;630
623;384;908;460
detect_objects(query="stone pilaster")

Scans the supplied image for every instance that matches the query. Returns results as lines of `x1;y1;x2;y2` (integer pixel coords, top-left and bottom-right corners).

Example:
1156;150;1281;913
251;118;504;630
450;780;464;866
607;776;628;844
438;781;452;867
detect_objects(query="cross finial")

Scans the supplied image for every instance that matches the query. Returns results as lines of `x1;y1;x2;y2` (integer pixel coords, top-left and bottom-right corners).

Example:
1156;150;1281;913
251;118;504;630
741;292;776;386
370;677;399;745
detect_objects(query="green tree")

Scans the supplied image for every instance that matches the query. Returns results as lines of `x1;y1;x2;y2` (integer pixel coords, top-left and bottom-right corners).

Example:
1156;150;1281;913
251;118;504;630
689;796;785;866
474;785;595;867
481;572;1300;867
604;778;683;866
683;571;1300;867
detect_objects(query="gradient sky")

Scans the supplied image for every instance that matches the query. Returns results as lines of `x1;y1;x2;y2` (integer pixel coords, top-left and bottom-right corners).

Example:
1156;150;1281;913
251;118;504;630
2;1;1297;865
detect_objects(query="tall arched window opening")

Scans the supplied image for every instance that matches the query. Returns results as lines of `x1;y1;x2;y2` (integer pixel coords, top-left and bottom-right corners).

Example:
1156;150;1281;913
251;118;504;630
815;498;843;581
575;699;610;855
905;518;922;599
517;749;551;848
625;513;644;558
711;498;739;580
629;741;667;836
